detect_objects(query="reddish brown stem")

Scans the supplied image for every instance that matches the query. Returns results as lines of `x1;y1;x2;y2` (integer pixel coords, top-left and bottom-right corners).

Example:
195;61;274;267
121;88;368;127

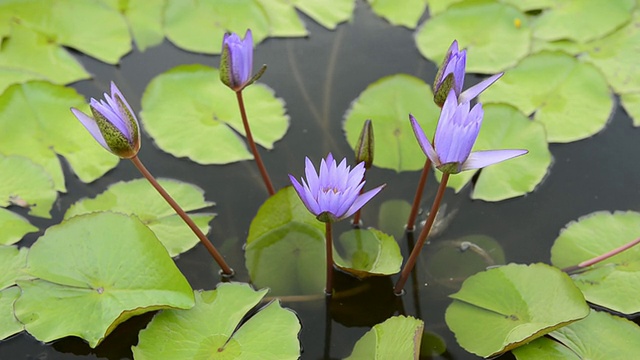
325;221;334;296
235;90;275;196
130;155;234;276
395;172;449;295
406;158;432;231
562;237;640;273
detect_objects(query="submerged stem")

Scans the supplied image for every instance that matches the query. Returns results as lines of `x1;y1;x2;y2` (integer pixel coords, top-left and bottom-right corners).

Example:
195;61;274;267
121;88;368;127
406;158;432;231
235;90;275;196
130;155;234;276
395;173;449;295
562;236;640;274
325;221;334;296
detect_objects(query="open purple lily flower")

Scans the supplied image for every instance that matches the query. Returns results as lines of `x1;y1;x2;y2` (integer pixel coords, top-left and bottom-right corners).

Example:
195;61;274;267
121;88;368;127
289;154;385;223
412;90;527;174
71;82;140;159
433;40;503;106
220;29;265;91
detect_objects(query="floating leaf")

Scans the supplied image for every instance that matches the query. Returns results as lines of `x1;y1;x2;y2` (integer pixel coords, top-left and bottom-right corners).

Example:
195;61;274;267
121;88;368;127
514;310;640;360
141;64;289;164
416;0;531;73
255;0;308;37
343;74;440;172
0;287;23;341
445;263;589;358
550;210;640;315
501;0;554;12
334;228;402;278
133;284;302;360
480;51;613;143
367;0;427;28
245;186;325;296
65;178;215;257
0;208;38;245
0;245;29;291
0;81;120;191
377;199;412;241
99;0;165;51
14;212;194;347
532;0;634;43
292;0;355;30
622;92;640;126
345;316;424;360
0;155;56;219
426;0;464;15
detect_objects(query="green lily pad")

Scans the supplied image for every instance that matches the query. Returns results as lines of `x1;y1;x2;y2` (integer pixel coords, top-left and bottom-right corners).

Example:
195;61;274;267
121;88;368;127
426;0;464;15
0;81;120;191
99;0;165;52
480;51;613;143
141;64;289;164
292;0;355;30
0;208;38;245
416;0;531;74
445;263;589;358
367;0;427;28
0;287;23;341
501;0;554;12
133;284;302;359
550;210;640;315
377;199;412;241
255;0;308;37
245;186;325;296
0;155;57;219
531;38;583;55
343;74;441;172
514;310;640;360
14;212;194;347
345;316;424;360
65;178;215;257
333;228;402;278
0;245;29;291
621;92;640;127
532;0;634;43
579;11;640;93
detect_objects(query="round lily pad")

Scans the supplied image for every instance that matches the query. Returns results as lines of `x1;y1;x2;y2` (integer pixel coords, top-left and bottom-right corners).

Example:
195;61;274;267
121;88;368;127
141;64;289;165
480;51;613;143
65;178;215;257
345;315;424;360
445;263;589;358
0;155;57;219
415;0;531;74
0;208;38;245
343;74;441;172
333;228;402;278
14;212;194;347
132;283;302;360
550;210;640;315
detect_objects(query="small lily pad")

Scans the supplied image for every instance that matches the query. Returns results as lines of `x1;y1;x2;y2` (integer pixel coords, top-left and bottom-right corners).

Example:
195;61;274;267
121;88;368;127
0;208;38;245
14;212;194;347
366;0;427;28
99;0;165;51
132;283;302;359
333;228;402;278
345;315;424;360
445;263;589;358
65;178;215;257
621;92;640;127
415;0;531;74
0;155;57;219
141;64;289;165
343;74;441;172
0;287;23;341
480;51;613;143
245;187;325;296
0;81;120;191
550;210;640;315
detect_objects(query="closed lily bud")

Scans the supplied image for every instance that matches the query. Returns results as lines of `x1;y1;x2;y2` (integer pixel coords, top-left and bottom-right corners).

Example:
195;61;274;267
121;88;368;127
71;82;140;159
354;119;374;169
219;29;266;91
433;40;466;107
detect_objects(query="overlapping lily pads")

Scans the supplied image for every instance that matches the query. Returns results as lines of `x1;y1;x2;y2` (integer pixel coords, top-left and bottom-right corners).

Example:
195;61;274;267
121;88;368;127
445;263;589;358
141;65;289;164
132;284;301;359
0;245;29;341
14;212;194;347
345;315;424;360
550;211;640;314
333;228;402;278
0;155;57;219
99;0;165;52
65;178;215;257
0;207;38;245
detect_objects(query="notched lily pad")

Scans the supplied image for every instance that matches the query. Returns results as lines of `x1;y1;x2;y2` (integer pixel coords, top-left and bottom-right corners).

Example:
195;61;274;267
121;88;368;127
14;212;194;347
0;155;57;219
345;315;424;360
334;228;402;278
141;64;289;165
0;208;38;245
132;283;302;360
99;0;165;52
445;263;589;358
65;178;215;257
550;210;640;315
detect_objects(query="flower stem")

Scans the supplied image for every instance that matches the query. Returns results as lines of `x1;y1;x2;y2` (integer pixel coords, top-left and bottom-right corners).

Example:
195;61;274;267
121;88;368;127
395;172;449;295
130;155;234;276
235;90;275;196
325;221;334;296
562;237;640;274
406;158;432;231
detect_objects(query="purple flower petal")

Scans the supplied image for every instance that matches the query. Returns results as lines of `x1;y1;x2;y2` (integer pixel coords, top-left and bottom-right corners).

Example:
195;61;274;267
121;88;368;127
71;108;109;151
458;73;503;104
460;149;528;171
409;114;440;166
343;184;386;219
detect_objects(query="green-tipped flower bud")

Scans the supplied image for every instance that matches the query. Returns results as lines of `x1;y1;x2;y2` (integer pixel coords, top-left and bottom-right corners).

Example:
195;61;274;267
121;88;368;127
220;29;266;92
354;119;374;169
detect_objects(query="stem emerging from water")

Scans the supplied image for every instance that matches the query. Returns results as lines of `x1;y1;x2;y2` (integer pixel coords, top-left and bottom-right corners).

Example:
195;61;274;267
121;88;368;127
406;158;432;231
562;237;640;274
325;221;334;296
235;90;275;196
130;155;234;276
395;172;449;295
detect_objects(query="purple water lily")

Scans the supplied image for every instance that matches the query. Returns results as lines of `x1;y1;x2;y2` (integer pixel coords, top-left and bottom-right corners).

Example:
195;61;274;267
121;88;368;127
220;30;265;91
412;90;527;174
71;82;140;159
289;154;385;223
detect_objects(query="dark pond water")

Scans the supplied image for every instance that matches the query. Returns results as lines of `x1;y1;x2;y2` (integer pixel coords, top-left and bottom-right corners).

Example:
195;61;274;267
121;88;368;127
3;2;640;359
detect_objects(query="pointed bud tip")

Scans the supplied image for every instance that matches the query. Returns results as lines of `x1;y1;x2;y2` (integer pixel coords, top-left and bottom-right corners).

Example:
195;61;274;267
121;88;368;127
354;119;374;169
